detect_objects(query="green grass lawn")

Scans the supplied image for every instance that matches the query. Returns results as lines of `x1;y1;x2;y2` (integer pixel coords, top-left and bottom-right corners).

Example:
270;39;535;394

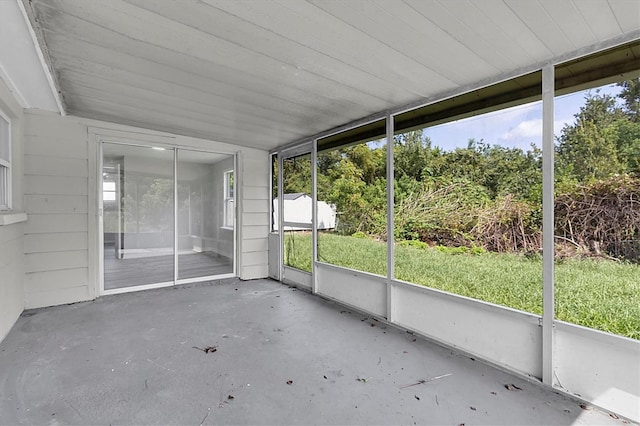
284;232;640;340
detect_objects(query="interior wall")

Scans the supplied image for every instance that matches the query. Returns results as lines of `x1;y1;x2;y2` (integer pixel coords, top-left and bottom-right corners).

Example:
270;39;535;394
0;77;26;341
391;280;542;378
554;321;640;421
23;110;269;309
200;156;234;257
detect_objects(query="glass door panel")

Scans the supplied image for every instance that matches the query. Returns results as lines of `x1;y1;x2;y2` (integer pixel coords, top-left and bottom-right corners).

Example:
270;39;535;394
176;150;234;280
102;143;175;290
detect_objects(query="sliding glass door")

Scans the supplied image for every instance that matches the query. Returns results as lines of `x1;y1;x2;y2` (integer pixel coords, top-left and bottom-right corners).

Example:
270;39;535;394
177;150;234;280
101;142;235;292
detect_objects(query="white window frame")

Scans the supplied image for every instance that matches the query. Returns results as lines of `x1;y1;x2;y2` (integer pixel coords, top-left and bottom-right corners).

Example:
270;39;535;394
0;109;11;211
223;169;234;229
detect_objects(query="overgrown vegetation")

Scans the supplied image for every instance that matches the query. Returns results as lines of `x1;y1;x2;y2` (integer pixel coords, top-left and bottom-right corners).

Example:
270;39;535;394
555;174;640;261
280;80;640;262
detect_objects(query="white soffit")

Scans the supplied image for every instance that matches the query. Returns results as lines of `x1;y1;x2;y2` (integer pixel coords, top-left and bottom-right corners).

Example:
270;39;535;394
22;0;640;150
0;0;60;111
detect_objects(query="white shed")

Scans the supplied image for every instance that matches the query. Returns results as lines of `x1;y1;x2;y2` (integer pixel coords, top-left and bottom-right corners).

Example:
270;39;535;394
272;193;336;231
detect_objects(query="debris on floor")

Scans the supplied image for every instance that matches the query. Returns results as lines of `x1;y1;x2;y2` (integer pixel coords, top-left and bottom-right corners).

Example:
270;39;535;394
400;373;452;389
193;346;217;353
198;407;211;426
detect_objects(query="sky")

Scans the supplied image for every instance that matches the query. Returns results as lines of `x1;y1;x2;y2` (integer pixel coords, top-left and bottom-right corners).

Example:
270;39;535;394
420;83;623;152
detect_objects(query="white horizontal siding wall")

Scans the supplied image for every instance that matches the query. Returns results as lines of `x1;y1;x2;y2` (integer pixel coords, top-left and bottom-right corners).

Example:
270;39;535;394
23;112;91;308
238;153;269;279
0;77;26;341
0;224;24;334
23;110;269;309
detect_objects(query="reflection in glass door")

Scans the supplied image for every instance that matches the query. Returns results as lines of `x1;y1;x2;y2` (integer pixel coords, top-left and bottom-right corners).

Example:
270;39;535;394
102;143;175;290
177;149;234;280
101;143;235;292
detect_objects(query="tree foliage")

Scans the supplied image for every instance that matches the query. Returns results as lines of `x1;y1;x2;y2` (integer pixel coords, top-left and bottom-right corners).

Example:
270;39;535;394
280;79;640;261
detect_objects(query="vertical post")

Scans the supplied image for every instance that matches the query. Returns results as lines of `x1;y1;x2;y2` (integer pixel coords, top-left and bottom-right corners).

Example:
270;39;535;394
278;153;284;282
386;114;395;322
233;153;239;278
268;153;275;279
311;139;318;294
92;137;102;297
173;148;178;285
542;64;555;386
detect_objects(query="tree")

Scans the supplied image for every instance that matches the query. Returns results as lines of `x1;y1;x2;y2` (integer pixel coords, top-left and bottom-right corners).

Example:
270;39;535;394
617;78;640;122
346;143;385;185
610;118;640;175
555;92;624;181
282;155;312;195
394;130;433;181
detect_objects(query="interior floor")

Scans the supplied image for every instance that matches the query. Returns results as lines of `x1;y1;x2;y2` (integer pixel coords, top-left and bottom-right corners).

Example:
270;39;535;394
0;278;626;425
104;245;232;289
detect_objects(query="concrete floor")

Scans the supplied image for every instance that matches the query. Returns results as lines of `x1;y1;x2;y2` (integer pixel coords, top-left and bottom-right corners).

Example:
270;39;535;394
0;279;628;425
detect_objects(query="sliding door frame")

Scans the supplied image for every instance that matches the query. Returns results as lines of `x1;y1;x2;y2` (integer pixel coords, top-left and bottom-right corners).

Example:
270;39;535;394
91;130;236;296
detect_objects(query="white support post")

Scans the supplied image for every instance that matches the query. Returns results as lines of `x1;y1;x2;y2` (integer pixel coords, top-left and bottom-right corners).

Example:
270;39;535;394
311;139;318;294
278;153;284;282
233;153;239;278
386;114;395;322
542;64;555;386
94;137;103;296
173;148;178;285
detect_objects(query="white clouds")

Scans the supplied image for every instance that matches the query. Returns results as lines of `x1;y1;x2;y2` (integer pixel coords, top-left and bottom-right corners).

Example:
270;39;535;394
500;119;542;142
498;118;577;147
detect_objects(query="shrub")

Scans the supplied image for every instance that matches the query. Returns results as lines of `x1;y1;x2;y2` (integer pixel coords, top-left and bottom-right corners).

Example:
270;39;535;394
398;240;428;249
434;245;486;255
394;179;489;247
472;195;542;254
555;174;640;262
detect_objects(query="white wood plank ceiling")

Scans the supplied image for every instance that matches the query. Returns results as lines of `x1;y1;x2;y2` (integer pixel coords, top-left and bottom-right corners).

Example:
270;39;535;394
24;0;640;150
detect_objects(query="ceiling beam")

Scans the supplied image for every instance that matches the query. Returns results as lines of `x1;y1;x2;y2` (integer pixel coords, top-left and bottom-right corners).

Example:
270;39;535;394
17;0;66;115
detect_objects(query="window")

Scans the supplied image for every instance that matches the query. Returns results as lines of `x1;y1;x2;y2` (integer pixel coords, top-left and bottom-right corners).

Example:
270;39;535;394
0;111;10;211
223;170;234;228
393;99;543;315
554;78;640;339
316;126;388;277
